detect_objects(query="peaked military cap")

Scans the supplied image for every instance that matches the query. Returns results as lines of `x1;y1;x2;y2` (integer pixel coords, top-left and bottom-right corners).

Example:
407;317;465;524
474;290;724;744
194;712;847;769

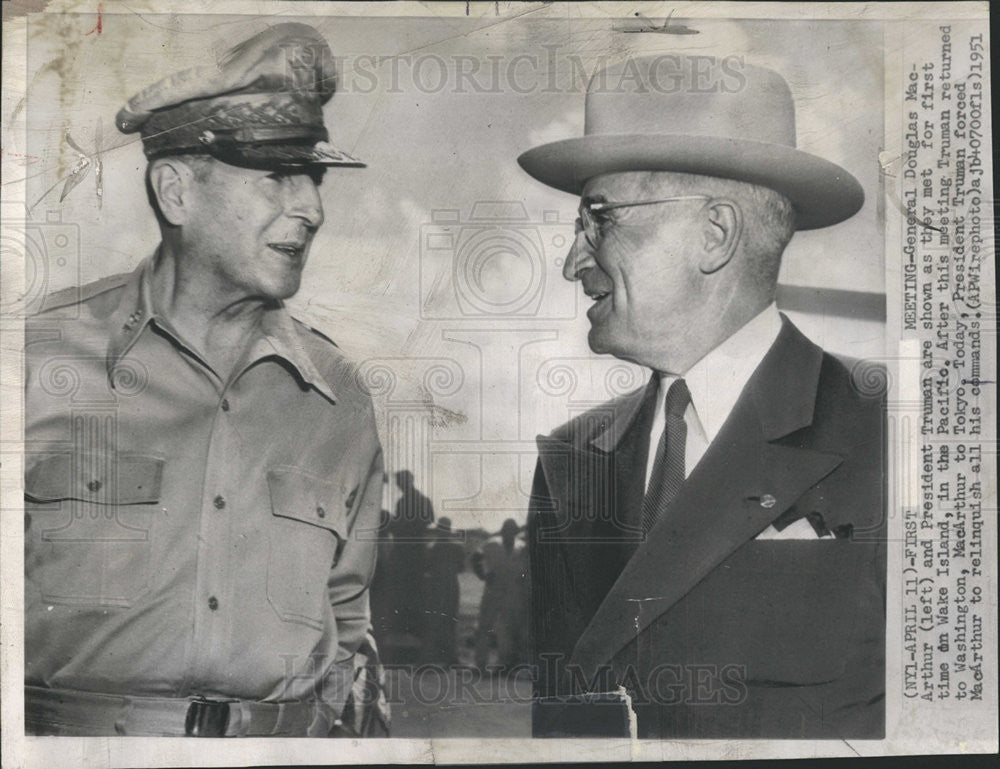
116;23;364;169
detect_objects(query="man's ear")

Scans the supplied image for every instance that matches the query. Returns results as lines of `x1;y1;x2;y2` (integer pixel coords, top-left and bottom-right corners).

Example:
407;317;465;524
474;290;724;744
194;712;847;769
148;159;195;226
699;199;743;274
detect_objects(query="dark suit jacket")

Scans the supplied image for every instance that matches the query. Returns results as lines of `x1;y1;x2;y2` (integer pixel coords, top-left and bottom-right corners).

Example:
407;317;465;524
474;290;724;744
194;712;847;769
528;317;886;739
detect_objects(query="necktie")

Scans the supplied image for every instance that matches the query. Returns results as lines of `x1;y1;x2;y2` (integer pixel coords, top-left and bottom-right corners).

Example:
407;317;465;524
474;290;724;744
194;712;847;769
640;378;691;536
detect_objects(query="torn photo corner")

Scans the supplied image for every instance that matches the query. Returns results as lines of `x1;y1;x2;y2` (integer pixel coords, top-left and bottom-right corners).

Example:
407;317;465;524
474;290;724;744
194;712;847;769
0;1;995;766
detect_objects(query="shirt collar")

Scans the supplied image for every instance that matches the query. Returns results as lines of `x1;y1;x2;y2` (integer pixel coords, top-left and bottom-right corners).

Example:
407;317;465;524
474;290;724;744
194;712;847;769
106;258;157;384
256;307;338;404
660;302;782;443
106;253;337;403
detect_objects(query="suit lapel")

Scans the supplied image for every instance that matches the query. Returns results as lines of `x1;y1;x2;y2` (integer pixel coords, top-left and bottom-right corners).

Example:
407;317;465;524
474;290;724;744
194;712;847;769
535;377;656;623
536;376;656;546
567;319;845;676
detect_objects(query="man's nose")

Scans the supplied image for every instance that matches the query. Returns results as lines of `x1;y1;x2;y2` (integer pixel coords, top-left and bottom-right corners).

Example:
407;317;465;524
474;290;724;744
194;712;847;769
286;175;325;228
562;223;595;281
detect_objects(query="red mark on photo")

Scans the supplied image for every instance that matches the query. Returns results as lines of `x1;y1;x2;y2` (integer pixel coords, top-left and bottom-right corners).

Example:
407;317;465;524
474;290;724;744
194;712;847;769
85;5;103;36
1;147;43;165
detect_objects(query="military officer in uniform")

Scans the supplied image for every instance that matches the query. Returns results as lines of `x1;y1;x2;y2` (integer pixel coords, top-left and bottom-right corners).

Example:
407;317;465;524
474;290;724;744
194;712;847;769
25;23;383;737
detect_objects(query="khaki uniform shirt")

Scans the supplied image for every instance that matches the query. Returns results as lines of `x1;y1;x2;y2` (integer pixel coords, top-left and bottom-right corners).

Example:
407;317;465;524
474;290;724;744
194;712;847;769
25;256;383;717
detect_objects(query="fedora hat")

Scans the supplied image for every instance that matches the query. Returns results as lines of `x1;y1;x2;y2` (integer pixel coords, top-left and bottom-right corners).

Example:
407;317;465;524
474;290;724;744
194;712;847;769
518;55;863;230
436;517;453;533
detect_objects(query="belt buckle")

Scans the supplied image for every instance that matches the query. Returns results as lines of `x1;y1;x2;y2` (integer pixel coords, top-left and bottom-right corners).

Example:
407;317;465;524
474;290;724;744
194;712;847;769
184;697;231;737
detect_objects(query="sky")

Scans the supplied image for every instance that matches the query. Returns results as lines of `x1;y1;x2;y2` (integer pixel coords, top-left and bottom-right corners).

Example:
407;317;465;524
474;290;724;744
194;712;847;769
19;10;886;529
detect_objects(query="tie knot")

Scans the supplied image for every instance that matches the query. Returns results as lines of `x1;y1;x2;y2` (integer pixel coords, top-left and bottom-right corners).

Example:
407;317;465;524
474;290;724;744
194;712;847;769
665;378;691;417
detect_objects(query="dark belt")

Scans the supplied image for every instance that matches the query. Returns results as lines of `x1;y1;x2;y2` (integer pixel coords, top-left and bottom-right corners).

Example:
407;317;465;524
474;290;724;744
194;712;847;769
25;685;318;737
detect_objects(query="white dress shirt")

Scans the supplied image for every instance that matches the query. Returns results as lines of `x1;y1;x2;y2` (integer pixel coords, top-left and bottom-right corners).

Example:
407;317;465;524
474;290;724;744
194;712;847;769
642;304;831;539
644;302;782;490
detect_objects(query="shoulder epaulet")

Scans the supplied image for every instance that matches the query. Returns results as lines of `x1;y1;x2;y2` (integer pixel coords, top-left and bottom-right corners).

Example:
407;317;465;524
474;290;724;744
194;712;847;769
33;272;130;315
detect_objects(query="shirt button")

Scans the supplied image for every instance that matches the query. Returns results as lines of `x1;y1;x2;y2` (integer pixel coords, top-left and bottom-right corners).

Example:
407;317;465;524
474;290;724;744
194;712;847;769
316;506;326;518
208;596;219;611
221;398;230;412
213;495;226;510
86;480;102;493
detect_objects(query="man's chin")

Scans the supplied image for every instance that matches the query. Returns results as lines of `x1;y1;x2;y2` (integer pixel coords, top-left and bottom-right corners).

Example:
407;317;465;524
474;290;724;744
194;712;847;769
587;327;617;357
264;273;303;301
588;327;645;366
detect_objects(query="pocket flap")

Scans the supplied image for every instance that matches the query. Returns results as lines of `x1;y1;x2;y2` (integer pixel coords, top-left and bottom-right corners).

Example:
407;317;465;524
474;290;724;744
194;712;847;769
267;466;345;537
25;452;164;504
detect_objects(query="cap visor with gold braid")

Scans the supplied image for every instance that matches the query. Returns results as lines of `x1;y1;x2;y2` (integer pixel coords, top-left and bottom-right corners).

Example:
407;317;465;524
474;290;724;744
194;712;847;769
116;22;364;169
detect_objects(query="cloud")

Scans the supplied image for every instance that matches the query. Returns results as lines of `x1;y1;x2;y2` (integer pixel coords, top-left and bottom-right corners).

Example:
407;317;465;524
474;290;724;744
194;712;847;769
527;112;579;147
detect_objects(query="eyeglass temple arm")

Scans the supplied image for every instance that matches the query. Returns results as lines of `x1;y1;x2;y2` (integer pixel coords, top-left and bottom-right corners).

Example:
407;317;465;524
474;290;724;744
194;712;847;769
588;195;709;213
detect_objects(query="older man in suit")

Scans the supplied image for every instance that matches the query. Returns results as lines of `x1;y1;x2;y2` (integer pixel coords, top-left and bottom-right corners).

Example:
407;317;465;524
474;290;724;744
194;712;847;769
518;55;885;739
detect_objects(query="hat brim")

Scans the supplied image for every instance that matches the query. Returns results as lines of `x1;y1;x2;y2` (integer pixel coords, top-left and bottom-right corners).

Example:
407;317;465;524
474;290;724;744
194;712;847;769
208;140;365;169
517;134;863;230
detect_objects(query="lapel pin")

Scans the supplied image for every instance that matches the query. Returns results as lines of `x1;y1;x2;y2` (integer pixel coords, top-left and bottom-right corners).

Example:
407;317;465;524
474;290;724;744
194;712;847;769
759;494;777;509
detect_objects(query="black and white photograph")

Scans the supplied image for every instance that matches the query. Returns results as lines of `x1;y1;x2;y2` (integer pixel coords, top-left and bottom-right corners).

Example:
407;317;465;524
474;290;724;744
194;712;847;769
0;1;994;765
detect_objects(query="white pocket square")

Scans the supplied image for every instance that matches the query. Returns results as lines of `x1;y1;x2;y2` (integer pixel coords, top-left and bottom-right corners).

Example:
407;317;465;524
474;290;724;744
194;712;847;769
755;517;835;540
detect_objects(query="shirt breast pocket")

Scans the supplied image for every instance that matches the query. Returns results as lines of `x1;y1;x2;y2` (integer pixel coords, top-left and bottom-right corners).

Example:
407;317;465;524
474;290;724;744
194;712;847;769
266;466;346;631
25;451;164;609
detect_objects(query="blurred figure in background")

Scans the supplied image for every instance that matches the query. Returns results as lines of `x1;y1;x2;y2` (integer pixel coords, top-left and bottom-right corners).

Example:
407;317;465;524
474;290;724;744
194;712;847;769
472;519;529;673
382;470;435;663
421;517;466;664
369;506;396;642
393;470;435;533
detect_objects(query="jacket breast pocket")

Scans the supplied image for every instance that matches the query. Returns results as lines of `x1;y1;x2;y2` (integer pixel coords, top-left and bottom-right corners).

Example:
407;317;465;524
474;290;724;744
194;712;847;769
25;452;164;608
266;466;346;631
647;538;881;688
728;539;879;686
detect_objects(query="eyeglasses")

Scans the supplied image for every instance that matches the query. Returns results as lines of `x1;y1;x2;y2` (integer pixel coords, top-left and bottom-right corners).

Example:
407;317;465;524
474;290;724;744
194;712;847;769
577;195;709;248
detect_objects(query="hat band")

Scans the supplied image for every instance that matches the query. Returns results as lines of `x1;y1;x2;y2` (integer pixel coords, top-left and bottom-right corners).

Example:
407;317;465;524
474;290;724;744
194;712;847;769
143;122;328;159
197;124;330;148
139;91;327;158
